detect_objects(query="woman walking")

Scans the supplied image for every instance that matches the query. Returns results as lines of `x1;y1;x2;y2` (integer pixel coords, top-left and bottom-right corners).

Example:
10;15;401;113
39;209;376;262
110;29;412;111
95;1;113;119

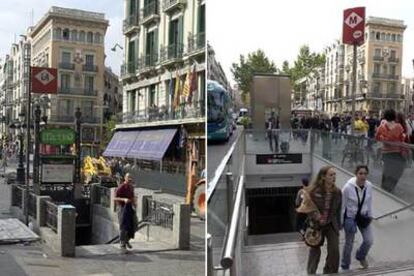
305;166;342;274
341;165;374;270
375;109;406;192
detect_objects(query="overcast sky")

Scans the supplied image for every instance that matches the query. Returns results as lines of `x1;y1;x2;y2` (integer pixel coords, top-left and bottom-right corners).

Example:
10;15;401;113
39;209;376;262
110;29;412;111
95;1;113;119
0;0;123;75
208;0;414;86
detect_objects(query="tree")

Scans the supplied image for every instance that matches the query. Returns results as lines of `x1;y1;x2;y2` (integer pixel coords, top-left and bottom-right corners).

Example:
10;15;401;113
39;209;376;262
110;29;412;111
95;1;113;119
100;115;117;151
281;60;291;75
231;49;277;94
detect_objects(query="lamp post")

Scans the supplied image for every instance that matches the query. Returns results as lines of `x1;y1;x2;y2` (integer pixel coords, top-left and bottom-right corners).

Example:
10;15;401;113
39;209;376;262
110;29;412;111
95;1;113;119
11;113;27;185
74;107;82;199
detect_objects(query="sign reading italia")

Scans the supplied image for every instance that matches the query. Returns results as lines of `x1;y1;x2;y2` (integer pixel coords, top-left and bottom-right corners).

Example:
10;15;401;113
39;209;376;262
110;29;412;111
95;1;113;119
343;7;365;45
31;67;58;94
40;128;76;145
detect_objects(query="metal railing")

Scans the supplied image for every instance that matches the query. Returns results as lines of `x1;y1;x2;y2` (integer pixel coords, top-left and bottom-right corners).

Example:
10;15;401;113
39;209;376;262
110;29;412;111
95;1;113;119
145;198;174;229
123;13;139;33
142;1;159;20
187;32;205;53
373;55;384;61
121;61;136;78
45;200;58;233
49;115;99;124
95;185;111;208
82;64;98;72
59;87;98;96
159;43;184;63
372;73;399;80
388;57;399;63
163;0;186;11
59;62;75;70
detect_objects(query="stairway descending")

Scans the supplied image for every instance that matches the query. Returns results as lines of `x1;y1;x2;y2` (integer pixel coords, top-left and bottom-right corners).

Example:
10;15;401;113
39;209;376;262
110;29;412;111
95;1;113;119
341;260;414;275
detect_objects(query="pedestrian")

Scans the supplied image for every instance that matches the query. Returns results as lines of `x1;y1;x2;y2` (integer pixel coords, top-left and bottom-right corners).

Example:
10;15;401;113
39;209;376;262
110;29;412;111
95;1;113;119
305;166;342;275
341;165;374;270
375;109;406;192
295;177;310;238
266;111;279;152
114;173;138;253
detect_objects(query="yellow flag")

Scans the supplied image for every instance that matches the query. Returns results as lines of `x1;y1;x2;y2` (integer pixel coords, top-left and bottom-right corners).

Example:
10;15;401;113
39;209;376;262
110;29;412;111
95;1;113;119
182;67;191;97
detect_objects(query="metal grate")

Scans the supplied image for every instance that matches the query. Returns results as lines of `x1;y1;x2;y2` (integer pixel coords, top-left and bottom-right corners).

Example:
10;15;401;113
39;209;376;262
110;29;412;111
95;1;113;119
45;201;58;233
146;198;174;230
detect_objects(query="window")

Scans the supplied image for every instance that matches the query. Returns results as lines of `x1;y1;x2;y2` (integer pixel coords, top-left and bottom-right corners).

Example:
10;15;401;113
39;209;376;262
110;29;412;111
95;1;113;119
85;54;94;65
71;30;77;41
386;33;390;41
87;32;93;43
129;90;136;112
59;99;72;116
149;84;156;106
380;32;385;40
388;83;396;93
374;48;381;57
374;63;380;74
85;76;94;93
82;101;93;117
60;74;71;90
383;65;387;74
373;82;381;93
390;50;396;58
397;34;402;42
79;31;85;42
145;30;158;64
55;28;62;39
63;28;70;40
391;34;396;41
376;32;380;40
390;65;396;76
62;52;71;63
94;33;101;44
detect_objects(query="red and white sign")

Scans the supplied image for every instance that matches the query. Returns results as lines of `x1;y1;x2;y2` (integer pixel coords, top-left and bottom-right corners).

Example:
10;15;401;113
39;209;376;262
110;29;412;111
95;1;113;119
343;7;365;45
31;67;58;94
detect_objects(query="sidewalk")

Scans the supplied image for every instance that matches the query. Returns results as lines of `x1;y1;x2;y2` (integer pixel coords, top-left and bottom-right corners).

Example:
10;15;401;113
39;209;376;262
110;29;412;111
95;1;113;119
0;161;205;276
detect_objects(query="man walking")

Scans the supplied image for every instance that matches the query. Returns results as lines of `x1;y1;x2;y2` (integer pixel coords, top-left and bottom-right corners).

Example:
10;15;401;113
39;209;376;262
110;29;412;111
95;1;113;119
266;112;279;152
114;173;137;253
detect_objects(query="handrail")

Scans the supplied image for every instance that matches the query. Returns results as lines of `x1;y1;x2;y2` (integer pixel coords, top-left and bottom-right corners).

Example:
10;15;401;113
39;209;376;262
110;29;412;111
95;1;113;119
207;132;241;202
374;202;414;221
220;157;245;269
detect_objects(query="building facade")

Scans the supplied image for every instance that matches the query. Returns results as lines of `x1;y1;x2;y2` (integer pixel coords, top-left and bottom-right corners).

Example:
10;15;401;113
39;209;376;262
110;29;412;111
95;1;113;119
323;41;344;115
401;77;414;114
103;67;122;122
29;6;109;144
207;43;231;91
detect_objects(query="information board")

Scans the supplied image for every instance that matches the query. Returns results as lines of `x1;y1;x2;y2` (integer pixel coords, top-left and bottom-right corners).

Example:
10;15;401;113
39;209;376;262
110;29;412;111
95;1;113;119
256;154;302;165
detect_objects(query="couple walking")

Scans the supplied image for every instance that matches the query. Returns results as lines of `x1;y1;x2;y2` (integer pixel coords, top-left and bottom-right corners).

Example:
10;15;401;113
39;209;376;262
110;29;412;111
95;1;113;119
298;165;373;274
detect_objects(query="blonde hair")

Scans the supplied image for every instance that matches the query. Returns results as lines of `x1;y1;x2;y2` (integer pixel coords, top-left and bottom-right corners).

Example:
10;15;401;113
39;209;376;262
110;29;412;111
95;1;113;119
308;166;337;193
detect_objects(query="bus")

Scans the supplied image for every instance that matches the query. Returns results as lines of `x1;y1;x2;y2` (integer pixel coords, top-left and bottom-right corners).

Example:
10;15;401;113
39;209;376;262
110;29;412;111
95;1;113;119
207;80;233;141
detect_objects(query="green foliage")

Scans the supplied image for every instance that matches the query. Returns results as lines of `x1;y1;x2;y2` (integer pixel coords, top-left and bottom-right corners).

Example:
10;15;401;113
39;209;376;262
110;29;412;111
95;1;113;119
101;115;117;150
231;49;278;94
240;116;251;129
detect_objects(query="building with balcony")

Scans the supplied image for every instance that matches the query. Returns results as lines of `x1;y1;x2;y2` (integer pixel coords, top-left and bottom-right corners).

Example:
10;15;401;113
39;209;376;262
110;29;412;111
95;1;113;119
207;43;231;91
323;41;344;115
341;16;406;115
113;0;205;171
29;6;109;144
103;67;122;122
401;77;414;114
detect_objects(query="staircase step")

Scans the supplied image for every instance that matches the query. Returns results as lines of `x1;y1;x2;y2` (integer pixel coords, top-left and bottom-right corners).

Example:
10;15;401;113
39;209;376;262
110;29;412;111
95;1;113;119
342;261;414;275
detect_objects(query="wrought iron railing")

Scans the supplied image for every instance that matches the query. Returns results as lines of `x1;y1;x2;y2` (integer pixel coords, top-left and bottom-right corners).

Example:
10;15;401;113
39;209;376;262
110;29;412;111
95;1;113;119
145;198;174;229
373;55;384;61
45;200;58;233
121;62;136;78
160;43;184;63
59;87;98;96
142;1;159;20
49;115;100;124
82;64;98;72
123;13;139;33
163;0;186;11
388;57;399;63
59;62;75;70
28;192;37;219
187;32;205;53
95;185;111;208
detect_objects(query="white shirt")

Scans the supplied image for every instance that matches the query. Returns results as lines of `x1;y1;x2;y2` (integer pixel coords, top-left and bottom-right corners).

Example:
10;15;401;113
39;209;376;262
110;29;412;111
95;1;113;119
342;177;373;221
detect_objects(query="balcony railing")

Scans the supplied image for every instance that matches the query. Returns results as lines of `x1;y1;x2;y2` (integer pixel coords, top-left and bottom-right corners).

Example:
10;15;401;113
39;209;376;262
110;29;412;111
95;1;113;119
123;13;139;33
59;62;75;70
137;53;158;71
59;87;98;96
141;1;160;24
83;64;98;72
373;55;384;61
187;32;205;54
159;43;184;63
366;93;403;99
388;57;399;63
121;62;136;78
372;73;399;80
120;100;205;124
163;0;186;12
49;115;100;123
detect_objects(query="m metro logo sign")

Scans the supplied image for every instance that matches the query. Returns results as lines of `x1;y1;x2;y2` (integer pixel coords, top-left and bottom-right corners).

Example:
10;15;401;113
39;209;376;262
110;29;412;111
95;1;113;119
343;7;365;45
31;67;58;94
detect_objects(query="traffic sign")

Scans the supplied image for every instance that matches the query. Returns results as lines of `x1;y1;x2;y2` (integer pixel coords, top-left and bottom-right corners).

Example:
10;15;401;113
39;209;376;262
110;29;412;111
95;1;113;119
343;7;365;45
31;67;58;94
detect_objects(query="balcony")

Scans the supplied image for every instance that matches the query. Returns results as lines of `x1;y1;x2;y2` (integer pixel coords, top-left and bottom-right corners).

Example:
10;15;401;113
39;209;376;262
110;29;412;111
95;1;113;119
83;64;98;72
187;32;205;55
372;73;399;80
388;56;399;63
159;43;184;65
373;55;384;61
120;62;136;79
49;115;100;124
137;53;158;73
141;1;160;25
163;0;186;13
123;14;139;34
58;87;98;96
120;100;205;125
59;62;75;70
366;93;403;99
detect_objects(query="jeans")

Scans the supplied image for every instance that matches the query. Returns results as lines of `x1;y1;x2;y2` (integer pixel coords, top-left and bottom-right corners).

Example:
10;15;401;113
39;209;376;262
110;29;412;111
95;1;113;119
341;218;374;269
267;130;279;152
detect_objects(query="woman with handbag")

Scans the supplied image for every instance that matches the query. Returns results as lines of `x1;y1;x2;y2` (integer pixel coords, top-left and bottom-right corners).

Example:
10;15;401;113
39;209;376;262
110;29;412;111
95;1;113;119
298;166;342;274
341;165;374;270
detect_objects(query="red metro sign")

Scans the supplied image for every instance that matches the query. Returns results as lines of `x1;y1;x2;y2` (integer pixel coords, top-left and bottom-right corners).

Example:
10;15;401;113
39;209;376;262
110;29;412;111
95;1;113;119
343;7;365;45
31;67;58;94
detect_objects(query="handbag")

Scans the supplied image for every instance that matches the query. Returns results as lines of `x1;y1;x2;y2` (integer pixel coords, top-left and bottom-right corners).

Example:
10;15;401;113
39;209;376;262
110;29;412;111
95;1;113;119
304;220;323;248
355;187;372;229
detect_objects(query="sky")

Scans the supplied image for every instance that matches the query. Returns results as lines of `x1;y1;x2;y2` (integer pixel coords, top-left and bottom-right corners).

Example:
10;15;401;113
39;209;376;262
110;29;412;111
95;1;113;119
0;0;124;75
207;0;414;86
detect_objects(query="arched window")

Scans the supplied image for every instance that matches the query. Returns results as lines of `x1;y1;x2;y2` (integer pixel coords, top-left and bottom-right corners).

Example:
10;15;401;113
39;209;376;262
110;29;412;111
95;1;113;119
376;32;380;40
55;28;62;39
87;32;93;43
370;31;375;40
94;32;101;44
391;34;396;41
386;33;390;41
397;34;402;42
79;31;85;42
62;28;70;40
380;32;385;40
71;30;78;41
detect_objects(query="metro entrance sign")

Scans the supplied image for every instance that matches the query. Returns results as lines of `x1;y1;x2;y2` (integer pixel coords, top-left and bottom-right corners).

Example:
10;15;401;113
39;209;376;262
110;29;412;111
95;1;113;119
31;67;58;94
343;7;365;45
